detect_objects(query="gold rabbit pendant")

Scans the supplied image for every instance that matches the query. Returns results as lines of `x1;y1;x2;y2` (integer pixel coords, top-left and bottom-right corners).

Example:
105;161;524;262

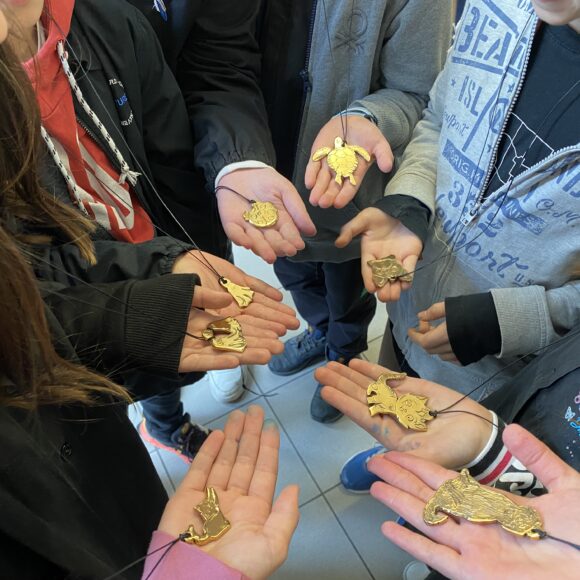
182;487;232;546
202;317;247;353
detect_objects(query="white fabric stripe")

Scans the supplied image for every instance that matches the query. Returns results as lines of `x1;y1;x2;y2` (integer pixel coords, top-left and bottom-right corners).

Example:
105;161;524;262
474;445;511;484
463;412;499;469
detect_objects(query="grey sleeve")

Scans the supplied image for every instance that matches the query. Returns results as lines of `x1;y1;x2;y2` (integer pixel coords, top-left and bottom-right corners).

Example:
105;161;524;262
491;282;580;358
350;0;453;152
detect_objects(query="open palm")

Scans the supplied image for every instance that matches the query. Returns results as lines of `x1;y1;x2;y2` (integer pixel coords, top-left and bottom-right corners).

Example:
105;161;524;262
315;358;492;469
158;406;299;579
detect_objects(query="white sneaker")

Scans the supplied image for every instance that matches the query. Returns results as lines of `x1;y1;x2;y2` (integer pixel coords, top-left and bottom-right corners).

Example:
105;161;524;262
403;561;430;580
208;367;245;403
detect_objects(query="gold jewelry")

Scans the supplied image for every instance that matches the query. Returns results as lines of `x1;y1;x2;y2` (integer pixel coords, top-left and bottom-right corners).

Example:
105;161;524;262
424;469;545;539
182;487;232;546
219;277;254;309
201;317;247;353
243;200;279;228
367;256;413;288
367;372;434;431
312;136;370;185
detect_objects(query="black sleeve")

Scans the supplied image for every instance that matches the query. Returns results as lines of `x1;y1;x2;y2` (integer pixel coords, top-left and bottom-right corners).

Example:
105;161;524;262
40;274;197;379
176;1;276;185
34;237;193;286
373;194;431;244
446;292;502;366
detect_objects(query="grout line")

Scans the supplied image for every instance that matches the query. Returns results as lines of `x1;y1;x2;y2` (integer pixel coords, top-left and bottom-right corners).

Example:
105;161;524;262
262;396;375;580
298;481;342;509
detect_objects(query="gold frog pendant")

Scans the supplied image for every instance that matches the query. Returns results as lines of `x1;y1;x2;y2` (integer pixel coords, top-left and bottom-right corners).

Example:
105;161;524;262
424;469;545;539
202;317;247;353
366;372;434;431
243;201;279;228
312;136;371;185
183;487;232;546
367;256;413;288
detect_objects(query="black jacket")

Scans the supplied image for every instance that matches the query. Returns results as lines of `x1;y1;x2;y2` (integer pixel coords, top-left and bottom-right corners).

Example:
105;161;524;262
53;0;226;253
128;0;276;186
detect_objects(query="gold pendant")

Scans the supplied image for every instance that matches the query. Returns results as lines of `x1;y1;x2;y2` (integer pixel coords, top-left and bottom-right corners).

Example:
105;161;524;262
312;136;371;185
367;372;434;431
243;201;279;228
367;256;413;288
424;469;544;539
182;487;232;546
202;317;247;353
219;277;254;308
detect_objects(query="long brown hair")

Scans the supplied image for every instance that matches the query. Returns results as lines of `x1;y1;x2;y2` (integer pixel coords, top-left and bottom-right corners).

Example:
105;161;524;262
0;38;129;407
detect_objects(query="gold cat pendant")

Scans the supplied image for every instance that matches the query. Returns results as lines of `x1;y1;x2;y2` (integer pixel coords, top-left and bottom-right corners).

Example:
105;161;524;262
183;487;231;546
366;372;434;431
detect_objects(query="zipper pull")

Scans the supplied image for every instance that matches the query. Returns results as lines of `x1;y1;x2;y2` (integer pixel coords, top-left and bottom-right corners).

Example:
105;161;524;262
299;69;312;90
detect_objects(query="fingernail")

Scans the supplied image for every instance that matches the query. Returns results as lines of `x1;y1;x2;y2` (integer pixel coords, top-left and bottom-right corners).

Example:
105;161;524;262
263;419;278;431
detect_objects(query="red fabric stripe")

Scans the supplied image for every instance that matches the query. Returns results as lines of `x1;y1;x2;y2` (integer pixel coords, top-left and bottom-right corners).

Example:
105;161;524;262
480;450;513;485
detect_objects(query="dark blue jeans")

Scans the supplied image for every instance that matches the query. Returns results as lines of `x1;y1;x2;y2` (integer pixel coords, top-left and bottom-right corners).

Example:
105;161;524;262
274;257;376;358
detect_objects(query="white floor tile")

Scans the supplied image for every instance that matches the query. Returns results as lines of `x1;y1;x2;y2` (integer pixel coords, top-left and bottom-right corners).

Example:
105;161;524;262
272;496;372;580
266;371;376;491
326;487;414;579
149;450;175;495
368;301;388;342
207;398;320;506
232;245;280;289
363;336;383;364
127;402;142;428
247;359;322;395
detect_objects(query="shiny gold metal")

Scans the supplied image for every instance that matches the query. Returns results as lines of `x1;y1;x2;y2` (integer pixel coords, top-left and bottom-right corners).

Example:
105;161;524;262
243;201;279;228
424;469;545;539
219;277;254;308
367;372;434;432
182;487;232;546
367;256;413;288
312;136;371;185
202;317;247;353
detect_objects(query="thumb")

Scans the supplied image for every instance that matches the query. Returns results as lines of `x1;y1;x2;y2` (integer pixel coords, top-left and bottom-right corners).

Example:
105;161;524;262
373;138;394;174
335;213;371;248
418;302;446;322
192;286;234;310
263;485;300;553
502;424;576;491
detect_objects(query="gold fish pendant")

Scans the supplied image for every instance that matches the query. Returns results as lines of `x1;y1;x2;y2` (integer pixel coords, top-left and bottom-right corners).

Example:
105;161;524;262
367;256;413;288
312;136;371;185
202;317;247;353
182;487;232;546
424;469;545;539
243;200;279;228
219;277;254;308
366;372;434;431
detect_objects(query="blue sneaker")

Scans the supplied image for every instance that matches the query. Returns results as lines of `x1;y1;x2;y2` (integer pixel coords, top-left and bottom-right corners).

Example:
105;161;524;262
340;445;386;493
268;326;326;376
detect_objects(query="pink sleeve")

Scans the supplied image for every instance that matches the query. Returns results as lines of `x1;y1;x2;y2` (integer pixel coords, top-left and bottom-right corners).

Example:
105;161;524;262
142;530;248;580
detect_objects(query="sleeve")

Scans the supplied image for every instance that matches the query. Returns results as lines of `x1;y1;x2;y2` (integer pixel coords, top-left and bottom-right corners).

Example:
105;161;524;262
40;274;197;379
373;195;431;243
446;292;502;365
142;531;247;580
176;0;276;185
491;282;580;358
34;237;193;286
463;414;546;497
350;0;452;153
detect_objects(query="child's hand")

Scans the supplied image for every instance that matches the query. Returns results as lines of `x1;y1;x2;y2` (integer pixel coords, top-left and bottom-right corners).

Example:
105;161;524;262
335;208;422;302
408;302;458;363
306;115;393;209
216;167;316;264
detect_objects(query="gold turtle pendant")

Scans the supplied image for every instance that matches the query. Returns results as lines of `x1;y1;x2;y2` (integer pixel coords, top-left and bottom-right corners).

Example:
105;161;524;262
182;487;232;546
219;277;254;308
424;469;545;539
243;200;279;228
367;256;413;288
312;136;371;185
366;372;434;431
202;317;247;353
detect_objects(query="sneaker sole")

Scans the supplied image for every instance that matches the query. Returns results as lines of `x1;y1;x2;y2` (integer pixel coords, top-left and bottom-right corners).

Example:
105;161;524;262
139;421;192;464
268;353;326;377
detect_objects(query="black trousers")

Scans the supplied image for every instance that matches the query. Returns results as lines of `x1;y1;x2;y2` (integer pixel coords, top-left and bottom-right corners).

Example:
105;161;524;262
274;257;376;358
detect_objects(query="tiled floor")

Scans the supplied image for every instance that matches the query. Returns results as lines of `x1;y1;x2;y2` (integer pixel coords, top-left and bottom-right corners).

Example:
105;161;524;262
130;247;414;579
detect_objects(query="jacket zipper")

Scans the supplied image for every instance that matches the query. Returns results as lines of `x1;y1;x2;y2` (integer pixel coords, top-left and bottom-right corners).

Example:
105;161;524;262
464;17;538;224
77;117;122;174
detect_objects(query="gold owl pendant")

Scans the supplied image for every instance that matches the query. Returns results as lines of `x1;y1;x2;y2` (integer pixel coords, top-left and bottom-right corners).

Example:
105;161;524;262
243;201;279;228
424;469;544;539
202;317;247;353
312;136;371;185
366;372;434;431
182;487;232;546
